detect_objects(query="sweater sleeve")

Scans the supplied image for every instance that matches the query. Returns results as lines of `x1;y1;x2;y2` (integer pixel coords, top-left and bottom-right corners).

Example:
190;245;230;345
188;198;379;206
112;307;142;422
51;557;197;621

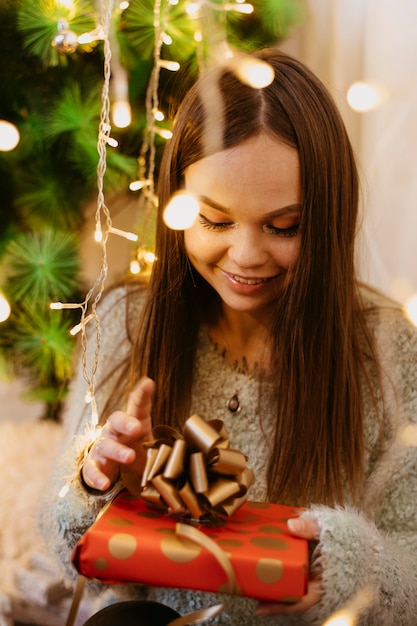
301;306;417;626
37;284;145;585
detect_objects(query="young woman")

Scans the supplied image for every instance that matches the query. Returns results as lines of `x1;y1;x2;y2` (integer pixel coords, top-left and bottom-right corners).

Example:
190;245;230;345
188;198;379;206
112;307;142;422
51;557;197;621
39;49;417;625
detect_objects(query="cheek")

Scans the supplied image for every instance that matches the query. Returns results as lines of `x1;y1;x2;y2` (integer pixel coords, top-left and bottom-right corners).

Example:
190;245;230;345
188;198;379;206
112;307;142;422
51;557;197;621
184;228;222;263
272;238;300;269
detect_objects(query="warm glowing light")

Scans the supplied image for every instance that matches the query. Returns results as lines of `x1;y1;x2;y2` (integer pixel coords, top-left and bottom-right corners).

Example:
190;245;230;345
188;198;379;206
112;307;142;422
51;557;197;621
163;192;200;230
57;0;74;8
225;2;253;13
119;0;130;9
194;30;203;42
59;484;70;498
108;226;138;242
399;423;417;447
162;33;173;45
347;81;387;112
70;313;94;336
130;259;140;274
144;251;156;263
323;587;376;626
323;615;352;626
106;136;118;147
0;120;20;151
232;57;274;88
50;302;82;310
94;228;103;243
0;292;11;322
158;59;180;72
153;127;173;140
153;108;165;121
112;100;132;128
186;2;200;15
405;294;417;326
129;179;152;191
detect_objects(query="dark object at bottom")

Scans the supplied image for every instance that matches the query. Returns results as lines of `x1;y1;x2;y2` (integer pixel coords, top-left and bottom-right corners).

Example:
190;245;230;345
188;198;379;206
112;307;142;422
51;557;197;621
82;600;182;626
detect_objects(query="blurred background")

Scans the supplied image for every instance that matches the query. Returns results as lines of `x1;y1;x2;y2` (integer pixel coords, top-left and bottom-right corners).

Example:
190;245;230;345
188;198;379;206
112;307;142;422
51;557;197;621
1;0;417;423
0;1;416;624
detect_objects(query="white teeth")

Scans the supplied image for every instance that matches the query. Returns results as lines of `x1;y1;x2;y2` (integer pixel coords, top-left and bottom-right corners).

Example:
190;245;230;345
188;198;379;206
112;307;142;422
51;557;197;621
232;275;267;285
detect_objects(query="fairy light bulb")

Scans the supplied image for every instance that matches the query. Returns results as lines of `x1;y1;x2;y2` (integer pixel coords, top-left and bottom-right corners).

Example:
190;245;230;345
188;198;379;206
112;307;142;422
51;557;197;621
405;294;417;326
0;120;20;151
323;615;352;626
0;292;11;322
232;56;274;88
347;81;387;112
163;192;200;230
130;259;140;274
94;228;103;243
112;100;132;128
158;59;180;72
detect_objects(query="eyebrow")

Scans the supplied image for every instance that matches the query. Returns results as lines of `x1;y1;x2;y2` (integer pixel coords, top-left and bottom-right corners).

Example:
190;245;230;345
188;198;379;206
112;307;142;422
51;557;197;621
197;194;302;218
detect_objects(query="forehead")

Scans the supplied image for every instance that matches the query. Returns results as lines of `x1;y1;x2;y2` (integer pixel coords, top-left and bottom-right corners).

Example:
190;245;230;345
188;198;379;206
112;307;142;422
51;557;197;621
184;133;301;212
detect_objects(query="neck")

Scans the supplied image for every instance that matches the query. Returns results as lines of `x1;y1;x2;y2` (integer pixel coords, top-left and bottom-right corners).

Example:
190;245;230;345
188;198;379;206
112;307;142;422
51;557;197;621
210;308;272;375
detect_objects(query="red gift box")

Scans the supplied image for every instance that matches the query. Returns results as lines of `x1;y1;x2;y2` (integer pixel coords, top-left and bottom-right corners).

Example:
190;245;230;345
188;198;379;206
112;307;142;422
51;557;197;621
72;490;309;603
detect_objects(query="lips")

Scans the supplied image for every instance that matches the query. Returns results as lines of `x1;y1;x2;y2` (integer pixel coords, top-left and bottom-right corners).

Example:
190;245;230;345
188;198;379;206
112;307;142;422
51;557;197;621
231;274;270;285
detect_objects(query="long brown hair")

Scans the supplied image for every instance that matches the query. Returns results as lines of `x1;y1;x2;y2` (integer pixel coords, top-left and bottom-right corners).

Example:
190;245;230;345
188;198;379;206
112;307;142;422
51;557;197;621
125;49;383;506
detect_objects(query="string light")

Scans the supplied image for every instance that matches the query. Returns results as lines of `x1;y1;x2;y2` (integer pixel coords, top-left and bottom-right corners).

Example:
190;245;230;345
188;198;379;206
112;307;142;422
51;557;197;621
50;302;83;310
323;587;376;626
163;192;200;230
108;225;138;241
0;292;11;322
112;100;132;128
347;81;387;112
228;54;274;88
0;120;20;151
405;294;417;326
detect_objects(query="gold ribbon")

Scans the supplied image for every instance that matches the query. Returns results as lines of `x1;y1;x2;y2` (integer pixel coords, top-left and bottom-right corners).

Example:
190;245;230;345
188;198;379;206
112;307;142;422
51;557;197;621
124;413;254;521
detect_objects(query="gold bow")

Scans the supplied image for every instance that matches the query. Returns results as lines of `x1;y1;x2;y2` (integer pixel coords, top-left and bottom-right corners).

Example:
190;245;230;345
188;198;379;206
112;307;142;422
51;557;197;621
124;414;254;521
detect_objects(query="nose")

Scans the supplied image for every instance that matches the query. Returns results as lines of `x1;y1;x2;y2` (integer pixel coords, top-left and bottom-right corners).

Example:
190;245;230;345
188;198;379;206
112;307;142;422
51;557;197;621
227;226;269;269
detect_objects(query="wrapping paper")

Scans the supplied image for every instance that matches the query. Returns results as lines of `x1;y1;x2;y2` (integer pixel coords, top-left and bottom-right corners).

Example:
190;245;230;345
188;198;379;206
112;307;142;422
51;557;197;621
72;490;309;603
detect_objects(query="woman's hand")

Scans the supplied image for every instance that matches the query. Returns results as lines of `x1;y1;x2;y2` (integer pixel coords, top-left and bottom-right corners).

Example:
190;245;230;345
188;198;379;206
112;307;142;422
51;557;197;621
81;377;155;492
255;516;322;616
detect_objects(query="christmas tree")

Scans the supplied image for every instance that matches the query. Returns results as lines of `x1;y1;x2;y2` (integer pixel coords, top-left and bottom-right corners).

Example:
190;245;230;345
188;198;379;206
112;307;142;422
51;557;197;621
0;0;304;419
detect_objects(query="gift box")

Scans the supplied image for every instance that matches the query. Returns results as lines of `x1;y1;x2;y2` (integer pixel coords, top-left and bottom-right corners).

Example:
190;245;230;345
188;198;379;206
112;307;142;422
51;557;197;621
72;489;309;603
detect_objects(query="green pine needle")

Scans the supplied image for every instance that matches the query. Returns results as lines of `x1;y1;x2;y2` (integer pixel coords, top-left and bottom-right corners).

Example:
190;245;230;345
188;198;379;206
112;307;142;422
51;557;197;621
3;229;81;304
5;306;75;385
123;0;197;62
43;82;101;139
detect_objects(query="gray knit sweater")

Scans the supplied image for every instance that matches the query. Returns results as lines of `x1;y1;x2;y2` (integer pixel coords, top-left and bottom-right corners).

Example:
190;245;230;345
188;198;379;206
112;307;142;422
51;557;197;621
38;285;417;625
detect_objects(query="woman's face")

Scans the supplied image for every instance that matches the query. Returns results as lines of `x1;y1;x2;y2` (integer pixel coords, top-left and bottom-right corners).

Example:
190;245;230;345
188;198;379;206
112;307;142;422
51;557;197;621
183;133;301;318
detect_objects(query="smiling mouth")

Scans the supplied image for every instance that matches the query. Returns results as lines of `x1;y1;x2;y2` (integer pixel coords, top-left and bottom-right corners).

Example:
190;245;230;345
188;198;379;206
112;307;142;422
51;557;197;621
230;274;272;285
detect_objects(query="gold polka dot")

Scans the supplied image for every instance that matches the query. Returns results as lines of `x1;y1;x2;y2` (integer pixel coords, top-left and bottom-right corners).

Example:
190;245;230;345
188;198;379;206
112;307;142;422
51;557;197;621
94;557;108;571
217;539;244;548
137;510;162;518
108;533;137;559
160;535;202;563
246;501;270;509
251;536;289;550
256;557;284;583
109;517;134;526
258;525;283;534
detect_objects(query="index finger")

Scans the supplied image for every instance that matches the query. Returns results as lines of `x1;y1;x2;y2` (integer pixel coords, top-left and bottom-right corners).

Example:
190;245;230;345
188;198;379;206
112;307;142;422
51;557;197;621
126;376;155;419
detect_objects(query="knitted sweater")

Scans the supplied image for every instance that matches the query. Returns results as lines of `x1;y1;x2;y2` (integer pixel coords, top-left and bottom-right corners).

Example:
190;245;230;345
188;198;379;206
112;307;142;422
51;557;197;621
38;285;417;625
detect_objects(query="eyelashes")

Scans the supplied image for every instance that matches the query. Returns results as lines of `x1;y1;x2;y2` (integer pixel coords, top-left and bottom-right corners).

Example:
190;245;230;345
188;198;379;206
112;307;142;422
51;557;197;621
198;214;300;238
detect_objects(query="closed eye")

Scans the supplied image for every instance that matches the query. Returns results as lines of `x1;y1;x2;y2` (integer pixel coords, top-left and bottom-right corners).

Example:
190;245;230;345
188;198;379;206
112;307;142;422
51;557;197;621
198;214;235;231
263;223;300;237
